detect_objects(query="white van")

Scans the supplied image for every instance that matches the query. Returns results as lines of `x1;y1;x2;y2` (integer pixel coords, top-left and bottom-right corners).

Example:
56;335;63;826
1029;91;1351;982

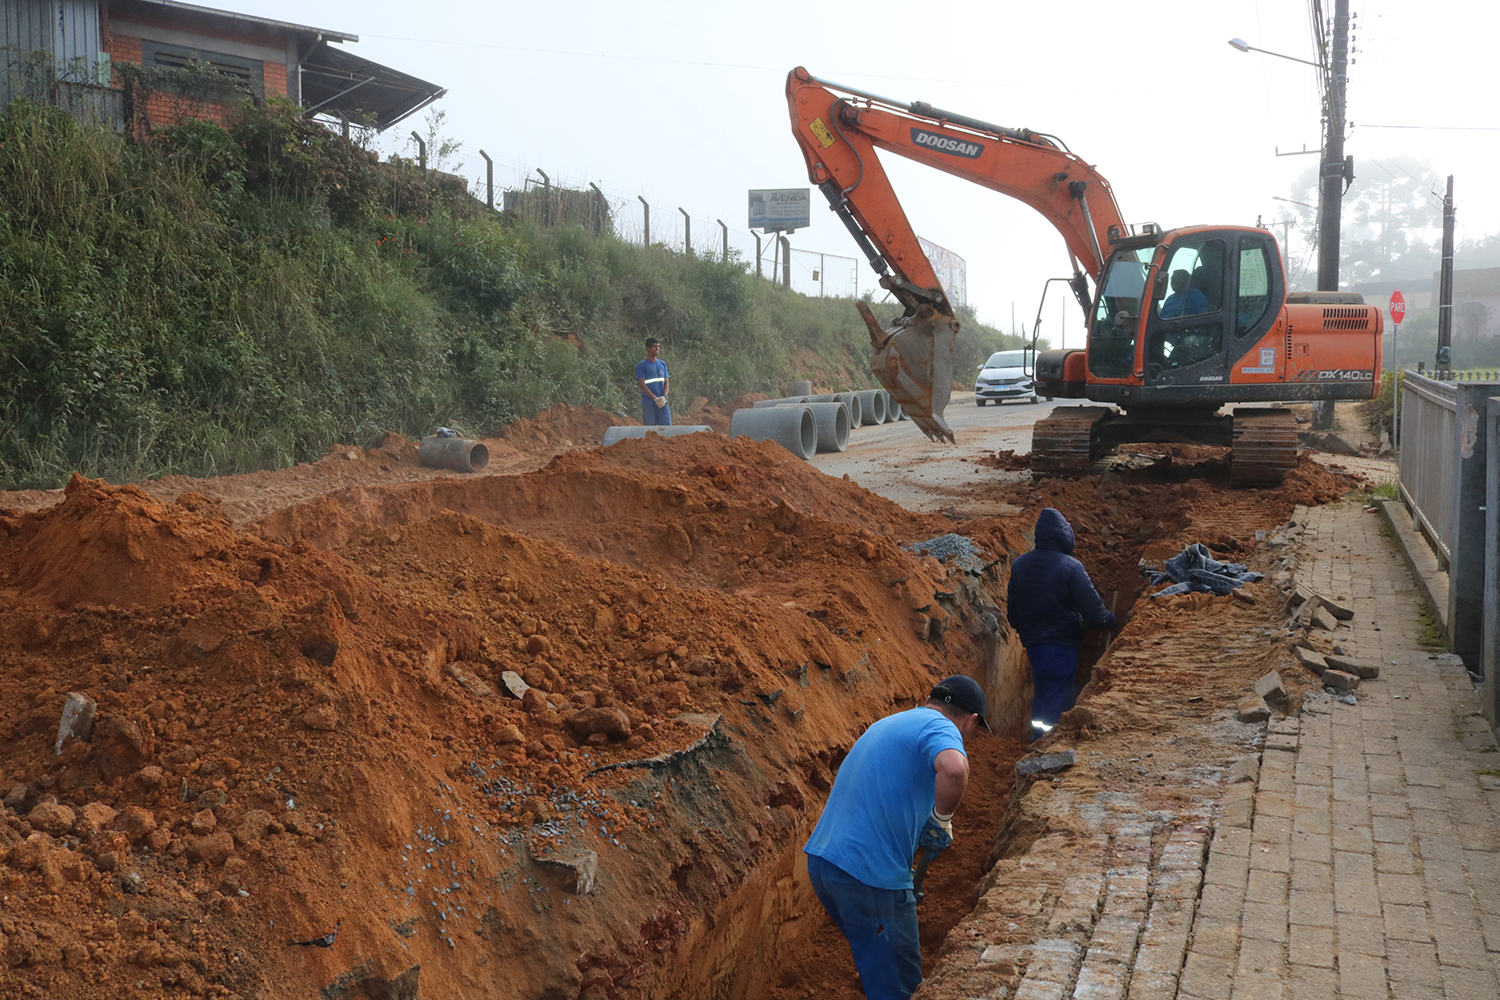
974;349;1039;406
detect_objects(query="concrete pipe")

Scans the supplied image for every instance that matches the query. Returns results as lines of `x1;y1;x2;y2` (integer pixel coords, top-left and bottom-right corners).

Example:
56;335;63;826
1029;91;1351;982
856;389;887;425
891;394;907;421
831;392;862;427
729;406;816;461
601;425;715;446
788;380;813;397
800;401;851;453
752;396;810;408
419;435;489;473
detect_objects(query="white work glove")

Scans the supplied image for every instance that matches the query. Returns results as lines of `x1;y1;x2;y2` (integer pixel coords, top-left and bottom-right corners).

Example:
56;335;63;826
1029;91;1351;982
654;396;667;409
918;808;954;855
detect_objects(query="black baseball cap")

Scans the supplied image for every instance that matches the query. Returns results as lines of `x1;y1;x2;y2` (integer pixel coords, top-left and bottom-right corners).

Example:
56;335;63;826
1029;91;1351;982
930;675;990;732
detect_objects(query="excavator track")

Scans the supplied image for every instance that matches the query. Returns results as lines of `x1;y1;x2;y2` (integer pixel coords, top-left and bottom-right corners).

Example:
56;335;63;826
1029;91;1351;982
1031;406;1113;479
1229;408;1298;487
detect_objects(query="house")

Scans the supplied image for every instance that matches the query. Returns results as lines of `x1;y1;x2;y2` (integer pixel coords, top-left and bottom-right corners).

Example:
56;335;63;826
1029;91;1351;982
1432;267;1500;342
2;0;444;133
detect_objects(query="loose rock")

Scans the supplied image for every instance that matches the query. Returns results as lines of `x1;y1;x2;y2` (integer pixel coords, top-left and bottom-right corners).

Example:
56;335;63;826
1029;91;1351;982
1254;670;1288;708
26;801;76;837
1293;647;1328;676
1236;695;1272;723
1324;654;1380;679
1016;750;1077;776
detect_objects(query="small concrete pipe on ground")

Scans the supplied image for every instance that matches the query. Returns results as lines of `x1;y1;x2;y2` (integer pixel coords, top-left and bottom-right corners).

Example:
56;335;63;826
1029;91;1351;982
788;380;813;396
890;394;906;421
601;425;715;446
752;396;810;408
856;389;887;425
419;435;489;473
728;406;817;460
796;401;851;453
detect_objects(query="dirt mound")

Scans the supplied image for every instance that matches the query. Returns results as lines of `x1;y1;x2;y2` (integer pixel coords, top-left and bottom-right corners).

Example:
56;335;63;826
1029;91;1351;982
496;403;630;452
0;436;1014;998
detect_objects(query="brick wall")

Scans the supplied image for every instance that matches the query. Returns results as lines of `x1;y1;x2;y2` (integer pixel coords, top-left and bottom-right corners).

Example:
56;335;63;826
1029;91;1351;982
106;29;288;132
263;61;287;98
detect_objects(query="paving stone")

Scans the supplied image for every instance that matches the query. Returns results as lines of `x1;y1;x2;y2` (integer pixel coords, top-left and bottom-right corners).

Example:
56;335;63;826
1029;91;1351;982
1236;695;1272;724
1287;889;1335;928
1375;870;1425;906
1338;950;1390;999
1124;969;1179;1000
1189;917;1242;960
1240;901;1288;943
1287;922;1334;969
1234;936;1286;978
1178;952;1235;1000
1085;915;1143;965
1331;823;1374;854
1374;840;1418;875
1289;859;1333;894
1439;963;1500;1000
1386;938;1441;983
1292;647;1328;676
1282;965;1339;1000
1072;961;1128;1000
1336;911;1387;957
1383;901;1433;942
1245;868;1288;905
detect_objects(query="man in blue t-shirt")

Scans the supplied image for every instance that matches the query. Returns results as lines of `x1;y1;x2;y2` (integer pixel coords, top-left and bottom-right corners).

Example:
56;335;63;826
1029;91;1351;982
635;338;672;426
804;676;988;999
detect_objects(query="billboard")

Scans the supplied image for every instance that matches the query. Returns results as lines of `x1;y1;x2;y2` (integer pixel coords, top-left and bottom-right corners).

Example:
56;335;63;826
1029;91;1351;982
749;188;810;232
918;236;967;307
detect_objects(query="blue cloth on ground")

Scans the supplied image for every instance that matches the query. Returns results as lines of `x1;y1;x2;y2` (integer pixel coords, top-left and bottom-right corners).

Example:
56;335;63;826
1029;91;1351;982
807;854;922;1000
1146;542;1262;598
1006;508;1119;648
804;708;965;890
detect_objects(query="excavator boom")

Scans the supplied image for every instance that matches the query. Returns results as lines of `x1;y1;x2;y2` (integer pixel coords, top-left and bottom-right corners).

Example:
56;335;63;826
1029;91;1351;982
786;67;1127;439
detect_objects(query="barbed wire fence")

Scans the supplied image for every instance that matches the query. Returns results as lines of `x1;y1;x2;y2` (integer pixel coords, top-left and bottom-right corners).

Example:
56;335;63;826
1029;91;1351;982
353;123;871;302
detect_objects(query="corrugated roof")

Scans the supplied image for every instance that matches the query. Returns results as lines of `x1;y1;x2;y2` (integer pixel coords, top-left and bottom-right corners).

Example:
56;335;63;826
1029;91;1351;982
116;0;358;43
300;41;446;132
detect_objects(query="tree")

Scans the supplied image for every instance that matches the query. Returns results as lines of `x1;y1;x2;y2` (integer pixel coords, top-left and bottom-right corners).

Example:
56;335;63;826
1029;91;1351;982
1284;155;1441;288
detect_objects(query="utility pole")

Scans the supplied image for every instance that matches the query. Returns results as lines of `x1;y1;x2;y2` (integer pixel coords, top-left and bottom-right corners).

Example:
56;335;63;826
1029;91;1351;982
1437;175;1455;376
779;236;791;289
1313;0;1352;430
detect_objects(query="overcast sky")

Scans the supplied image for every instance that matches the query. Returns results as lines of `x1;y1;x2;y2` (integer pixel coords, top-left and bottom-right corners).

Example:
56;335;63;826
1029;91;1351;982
251;0;1497;345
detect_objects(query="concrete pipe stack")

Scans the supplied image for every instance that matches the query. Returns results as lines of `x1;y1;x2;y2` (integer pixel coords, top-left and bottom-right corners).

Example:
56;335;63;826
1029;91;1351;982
751;396;811;408
601;425;715;446
729;406;817;460
805;393;861;427
799;401;851;453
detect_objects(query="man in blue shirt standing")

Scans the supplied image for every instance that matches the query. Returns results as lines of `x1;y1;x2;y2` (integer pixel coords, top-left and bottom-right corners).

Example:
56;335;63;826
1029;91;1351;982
635;337;672;426
804;676;988;999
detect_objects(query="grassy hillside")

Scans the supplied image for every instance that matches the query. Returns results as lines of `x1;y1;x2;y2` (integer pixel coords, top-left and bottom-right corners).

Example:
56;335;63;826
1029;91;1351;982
0;98;1021;490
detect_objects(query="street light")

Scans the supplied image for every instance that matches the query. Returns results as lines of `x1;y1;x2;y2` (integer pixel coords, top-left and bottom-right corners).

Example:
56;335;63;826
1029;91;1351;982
1226;38;1323;69
1271;196;1314;209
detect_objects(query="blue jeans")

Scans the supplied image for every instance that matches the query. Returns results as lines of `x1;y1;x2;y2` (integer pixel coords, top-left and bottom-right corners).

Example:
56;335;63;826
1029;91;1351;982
806;854;922;1000
641;397;673;426
1028;643;1078;740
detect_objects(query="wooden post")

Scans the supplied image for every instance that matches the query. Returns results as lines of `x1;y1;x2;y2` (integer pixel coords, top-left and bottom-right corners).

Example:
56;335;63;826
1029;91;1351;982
638;196;650;245
588;182;605;236
478;150;493;211
679;208;691;255
717;219;728;263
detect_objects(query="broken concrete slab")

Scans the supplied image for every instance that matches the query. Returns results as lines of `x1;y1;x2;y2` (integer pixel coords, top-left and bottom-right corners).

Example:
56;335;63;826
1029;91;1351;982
444;664;492;698
1016;750;1077;776
1293;647;1329;676
1254;670;1289;708
1323;669;1360;692
533;850;598;894
1236;695;1272;723
500;671;530;699
1324;654;1380;679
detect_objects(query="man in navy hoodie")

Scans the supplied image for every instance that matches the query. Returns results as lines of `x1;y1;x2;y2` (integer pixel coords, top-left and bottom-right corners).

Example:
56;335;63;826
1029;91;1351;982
1007;508;1119;741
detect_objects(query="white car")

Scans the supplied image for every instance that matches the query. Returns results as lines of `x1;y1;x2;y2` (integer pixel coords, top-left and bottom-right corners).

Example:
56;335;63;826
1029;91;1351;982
974;350;1040;405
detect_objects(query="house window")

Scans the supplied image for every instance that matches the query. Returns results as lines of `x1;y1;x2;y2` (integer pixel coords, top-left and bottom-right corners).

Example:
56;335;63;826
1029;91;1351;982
140;39;263;99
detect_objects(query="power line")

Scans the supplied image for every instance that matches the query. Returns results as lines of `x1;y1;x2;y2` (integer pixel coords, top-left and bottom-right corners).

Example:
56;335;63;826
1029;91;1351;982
1356;123;1500;131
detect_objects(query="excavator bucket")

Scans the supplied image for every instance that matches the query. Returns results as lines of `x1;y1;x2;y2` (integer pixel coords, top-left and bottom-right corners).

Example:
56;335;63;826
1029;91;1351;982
857;300;958;443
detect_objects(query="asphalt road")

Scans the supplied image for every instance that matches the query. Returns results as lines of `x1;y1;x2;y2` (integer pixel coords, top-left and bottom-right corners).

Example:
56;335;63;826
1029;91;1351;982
811;392;1076;513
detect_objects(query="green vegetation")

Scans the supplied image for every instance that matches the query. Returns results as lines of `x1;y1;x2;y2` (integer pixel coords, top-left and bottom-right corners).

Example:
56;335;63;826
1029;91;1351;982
0;98;1020;490
1416;601;1447;648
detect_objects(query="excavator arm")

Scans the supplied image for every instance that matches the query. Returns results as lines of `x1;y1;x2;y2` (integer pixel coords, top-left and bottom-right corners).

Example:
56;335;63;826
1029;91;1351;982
785;66;1128;441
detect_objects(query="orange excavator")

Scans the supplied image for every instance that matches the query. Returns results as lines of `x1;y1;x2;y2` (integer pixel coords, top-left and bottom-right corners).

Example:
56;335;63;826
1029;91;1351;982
785;67;1382;485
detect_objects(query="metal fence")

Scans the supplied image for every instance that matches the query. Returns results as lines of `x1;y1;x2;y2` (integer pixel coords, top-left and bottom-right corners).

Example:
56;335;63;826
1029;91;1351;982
1398;372;1457;566
2;46;124;131
1486;394;1500;720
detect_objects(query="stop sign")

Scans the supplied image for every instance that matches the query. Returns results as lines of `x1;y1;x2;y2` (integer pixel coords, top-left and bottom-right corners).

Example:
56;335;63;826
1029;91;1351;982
1390;290;1406;325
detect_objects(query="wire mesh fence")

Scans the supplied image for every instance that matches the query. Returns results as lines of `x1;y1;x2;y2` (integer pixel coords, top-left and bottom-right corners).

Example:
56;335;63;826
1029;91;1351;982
349;124;873;300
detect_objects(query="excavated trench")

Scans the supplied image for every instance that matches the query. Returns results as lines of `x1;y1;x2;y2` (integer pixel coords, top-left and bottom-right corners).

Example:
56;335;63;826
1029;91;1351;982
0;421;1362;1000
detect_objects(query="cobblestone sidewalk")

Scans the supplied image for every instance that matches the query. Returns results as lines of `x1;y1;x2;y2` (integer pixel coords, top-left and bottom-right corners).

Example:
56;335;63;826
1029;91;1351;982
1178;502;1500;1000
917;500;1500;1000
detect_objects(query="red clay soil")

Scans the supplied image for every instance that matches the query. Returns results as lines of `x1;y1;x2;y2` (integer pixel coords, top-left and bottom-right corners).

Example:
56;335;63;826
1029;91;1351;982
0;429;1031;1000
0;416;1364;1000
